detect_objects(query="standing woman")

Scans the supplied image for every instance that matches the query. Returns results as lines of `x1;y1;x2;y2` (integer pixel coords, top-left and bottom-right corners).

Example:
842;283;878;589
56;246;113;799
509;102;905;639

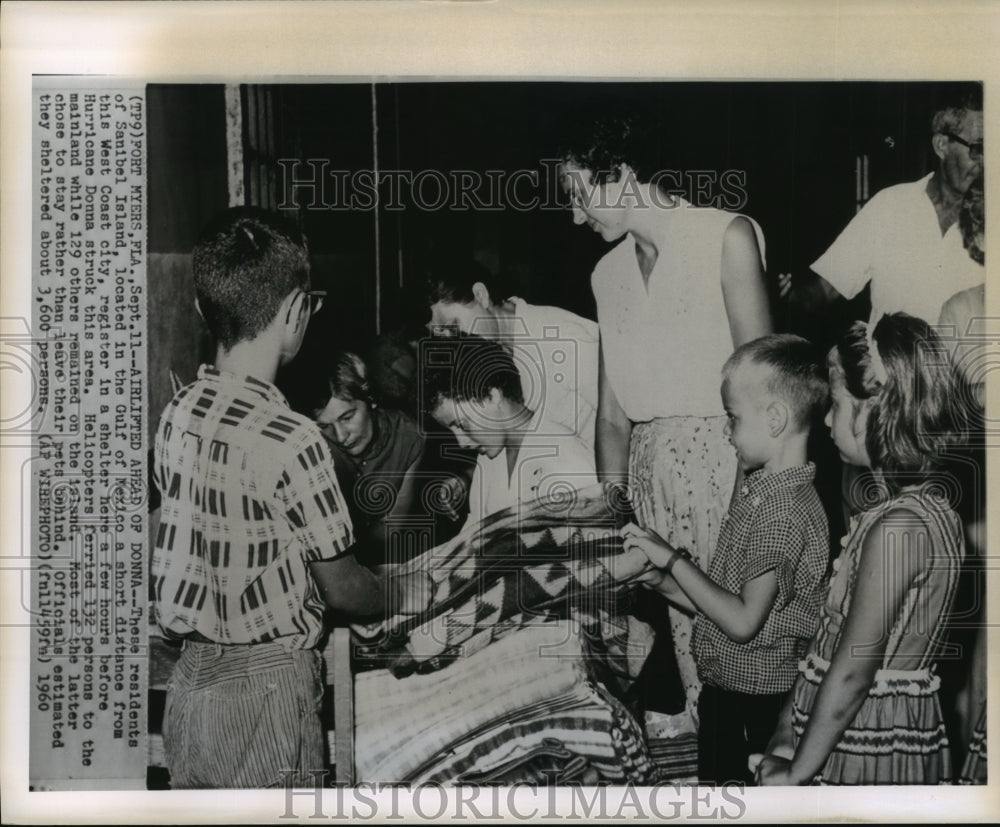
560;116;773;725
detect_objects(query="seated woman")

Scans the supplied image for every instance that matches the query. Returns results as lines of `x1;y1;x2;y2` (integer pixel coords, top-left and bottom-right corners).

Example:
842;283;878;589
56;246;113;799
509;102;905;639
312;352;425;569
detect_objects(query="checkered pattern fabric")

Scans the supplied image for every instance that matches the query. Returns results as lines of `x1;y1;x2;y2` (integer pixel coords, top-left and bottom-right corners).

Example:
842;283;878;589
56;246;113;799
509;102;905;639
151;365;354;649
354;484;653;688
693;463;829;695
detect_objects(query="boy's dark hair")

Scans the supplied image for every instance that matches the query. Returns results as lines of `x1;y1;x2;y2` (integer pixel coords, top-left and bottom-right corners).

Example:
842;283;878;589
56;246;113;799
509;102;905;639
193;206;310;349
422;334;524;411
723;334;829;430
424;258;498;307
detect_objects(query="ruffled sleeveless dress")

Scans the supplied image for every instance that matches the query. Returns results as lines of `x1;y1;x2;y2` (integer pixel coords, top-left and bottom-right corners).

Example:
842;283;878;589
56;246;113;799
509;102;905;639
790;487;965;784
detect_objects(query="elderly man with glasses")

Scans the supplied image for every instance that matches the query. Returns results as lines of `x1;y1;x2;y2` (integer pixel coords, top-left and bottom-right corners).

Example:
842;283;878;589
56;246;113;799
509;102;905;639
780;83;984;327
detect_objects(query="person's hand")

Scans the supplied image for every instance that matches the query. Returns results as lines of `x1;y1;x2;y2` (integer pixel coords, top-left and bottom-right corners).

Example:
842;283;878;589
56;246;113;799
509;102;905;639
602;480;637;529
610;545;656;584
756;755;800;786
620;522;676;569
434;473;468;522
777;272;794;300
763;733;796;762
392;570;434;615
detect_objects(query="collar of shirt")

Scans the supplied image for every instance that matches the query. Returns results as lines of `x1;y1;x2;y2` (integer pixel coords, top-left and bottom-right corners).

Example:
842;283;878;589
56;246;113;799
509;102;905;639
198;364;291;409
739;462;816;505
356;406;389;464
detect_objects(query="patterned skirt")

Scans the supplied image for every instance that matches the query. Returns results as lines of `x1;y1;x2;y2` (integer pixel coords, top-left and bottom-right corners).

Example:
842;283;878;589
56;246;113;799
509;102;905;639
629;416;737;716
791;652;952;785
958;707;987;784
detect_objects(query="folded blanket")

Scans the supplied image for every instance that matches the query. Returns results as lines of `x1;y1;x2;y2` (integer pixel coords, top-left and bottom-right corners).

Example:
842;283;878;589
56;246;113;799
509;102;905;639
355;620;588;781
355;619;658;784
413;680;657;786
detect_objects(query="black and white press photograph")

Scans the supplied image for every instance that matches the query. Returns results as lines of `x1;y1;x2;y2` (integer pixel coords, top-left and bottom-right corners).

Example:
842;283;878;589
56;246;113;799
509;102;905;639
143;79;987;791
3;2;997;823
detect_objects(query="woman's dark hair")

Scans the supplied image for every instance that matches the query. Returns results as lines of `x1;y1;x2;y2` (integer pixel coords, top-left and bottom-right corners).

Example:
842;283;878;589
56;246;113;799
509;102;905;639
424;258;498;307
830;313;970;494
558;111;661;186
421;333;524;411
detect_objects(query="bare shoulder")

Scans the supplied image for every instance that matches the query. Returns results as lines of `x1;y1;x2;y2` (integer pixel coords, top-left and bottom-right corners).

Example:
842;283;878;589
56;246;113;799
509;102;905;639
720;214;764;272
858;504;933;573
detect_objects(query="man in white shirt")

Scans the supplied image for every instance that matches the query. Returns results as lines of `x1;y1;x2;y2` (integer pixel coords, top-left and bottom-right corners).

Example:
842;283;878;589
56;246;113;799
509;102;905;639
421;334;597;530
782;84;984;325
424;259;600;452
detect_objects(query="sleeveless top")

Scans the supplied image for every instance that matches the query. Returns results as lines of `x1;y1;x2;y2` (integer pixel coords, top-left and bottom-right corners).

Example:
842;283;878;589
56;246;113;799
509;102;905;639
592;200;767;421
790;486;964;784
810;486;964;673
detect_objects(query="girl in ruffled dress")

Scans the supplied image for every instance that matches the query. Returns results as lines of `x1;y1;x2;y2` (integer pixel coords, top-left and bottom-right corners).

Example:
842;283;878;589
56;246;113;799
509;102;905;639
758;312;969;785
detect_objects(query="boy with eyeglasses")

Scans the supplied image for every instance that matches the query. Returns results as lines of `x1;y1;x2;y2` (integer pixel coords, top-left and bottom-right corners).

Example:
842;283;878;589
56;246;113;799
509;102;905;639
151;207;429;788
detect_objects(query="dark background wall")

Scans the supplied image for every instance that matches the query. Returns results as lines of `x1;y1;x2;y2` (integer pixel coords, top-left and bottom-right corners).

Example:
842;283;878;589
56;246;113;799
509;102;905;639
146;85;228;439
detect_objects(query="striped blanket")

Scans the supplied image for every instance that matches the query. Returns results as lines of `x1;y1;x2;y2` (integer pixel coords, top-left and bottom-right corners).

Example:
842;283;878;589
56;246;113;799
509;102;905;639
352;486;662;784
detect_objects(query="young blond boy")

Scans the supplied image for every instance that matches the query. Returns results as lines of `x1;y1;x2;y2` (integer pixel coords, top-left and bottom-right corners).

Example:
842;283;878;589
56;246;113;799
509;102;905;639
621;334;829;785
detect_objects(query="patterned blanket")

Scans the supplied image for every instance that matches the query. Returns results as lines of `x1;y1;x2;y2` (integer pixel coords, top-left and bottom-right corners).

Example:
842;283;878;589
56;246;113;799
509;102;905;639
354;620;655;783
351;485;665;784
353;484;654;689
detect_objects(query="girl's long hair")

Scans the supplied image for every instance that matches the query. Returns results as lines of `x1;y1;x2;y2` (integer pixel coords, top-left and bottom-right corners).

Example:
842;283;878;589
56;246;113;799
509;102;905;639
831;312;971;494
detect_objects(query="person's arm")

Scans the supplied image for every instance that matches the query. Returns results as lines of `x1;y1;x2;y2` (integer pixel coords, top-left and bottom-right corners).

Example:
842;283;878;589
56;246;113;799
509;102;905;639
595;337;632;484
366;453;427;571
310;557;431;617
763;689;798;760
758;509;929;785
309;555;388;616
461;461;485;533
720;216;773;348
622;521;781;642
644;569;698;614
291;433;429;618
387;455;422;524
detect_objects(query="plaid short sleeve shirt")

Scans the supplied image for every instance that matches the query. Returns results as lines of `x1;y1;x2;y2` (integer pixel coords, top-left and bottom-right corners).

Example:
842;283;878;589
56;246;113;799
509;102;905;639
151;366;355;649
693;463;829;694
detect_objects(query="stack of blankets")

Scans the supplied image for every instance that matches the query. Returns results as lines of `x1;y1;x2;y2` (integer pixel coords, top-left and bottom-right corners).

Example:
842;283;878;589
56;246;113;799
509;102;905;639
351;485;663;784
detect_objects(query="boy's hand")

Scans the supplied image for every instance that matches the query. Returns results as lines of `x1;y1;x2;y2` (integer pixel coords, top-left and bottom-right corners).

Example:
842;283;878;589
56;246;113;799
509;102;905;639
609;546;656;583
619;522;676;569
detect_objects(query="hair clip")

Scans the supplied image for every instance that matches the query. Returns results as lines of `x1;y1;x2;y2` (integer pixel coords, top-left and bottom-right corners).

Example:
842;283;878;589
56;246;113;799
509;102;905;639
240;225;257;247
865;317;888;386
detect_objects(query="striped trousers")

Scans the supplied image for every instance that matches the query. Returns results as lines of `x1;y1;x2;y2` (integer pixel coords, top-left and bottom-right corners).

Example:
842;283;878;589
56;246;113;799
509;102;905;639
163;640;325;789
